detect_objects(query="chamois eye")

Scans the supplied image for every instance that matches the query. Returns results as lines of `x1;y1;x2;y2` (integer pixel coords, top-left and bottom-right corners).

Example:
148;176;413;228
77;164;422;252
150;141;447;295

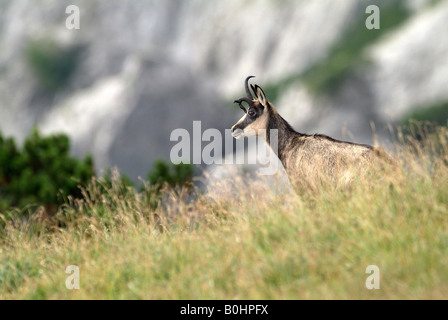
248;110;256;118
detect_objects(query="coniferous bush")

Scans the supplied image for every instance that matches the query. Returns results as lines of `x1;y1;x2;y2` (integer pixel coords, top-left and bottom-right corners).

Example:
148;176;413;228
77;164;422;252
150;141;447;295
0;128;94;212
0;129;194;215
147;159;194;190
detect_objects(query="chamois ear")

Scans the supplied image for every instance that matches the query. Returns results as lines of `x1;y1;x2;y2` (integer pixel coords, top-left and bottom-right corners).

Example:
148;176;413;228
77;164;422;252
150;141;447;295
250;84;256;97
254;85;268;108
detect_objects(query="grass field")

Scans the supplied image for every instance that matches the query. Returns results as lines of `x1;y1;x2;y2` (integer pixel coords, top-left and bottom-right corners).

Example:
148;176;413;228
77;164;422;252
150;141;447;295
1;127;447;299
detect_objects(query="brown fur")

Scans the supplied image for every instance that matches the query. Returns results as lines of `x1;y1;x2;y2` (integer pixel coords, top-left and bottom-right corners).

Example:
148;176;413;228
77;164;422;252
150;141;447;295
232;78;396;191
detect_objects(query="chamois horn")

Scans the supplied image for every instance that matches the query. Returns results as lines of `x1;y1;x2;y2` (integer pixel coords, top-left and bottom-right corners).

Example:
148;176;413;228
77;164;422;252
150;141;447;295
245;75;255;99
233;97;254;105
233;76;256;112
233;97;253;112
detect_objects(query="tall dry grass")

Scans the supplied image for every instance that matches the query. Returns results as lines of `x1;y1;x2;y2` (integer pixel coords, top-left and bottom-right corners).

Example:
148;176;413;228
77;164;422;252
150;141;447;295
0;125;447;299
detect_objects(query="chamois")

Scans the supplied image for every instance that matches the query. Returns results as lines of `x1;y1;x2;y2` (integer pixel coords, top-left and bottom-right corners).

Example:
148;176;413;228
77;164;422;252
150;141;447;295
231;76;394;191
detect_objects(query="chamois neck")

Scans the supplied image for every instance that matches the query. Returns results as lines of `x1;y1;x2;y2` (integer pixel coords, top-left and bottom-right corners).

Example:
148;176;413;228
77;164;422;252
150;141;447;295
265;110;302;161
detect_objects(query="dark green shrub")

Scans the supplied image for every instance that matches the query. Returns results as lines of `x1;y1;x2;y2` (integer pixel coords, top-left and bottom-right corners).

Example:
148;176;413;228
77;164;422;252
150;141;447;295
141;159;194;210
101;168;135;189
147;159;194;189
401;101;448;141
0;128;94;212
402;101;448;126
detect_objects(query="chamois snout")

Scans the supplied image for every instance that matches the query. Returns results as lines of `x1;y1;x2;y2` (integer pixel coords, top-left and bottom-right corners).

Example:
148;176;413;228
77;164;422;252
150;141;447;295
231;124;244;139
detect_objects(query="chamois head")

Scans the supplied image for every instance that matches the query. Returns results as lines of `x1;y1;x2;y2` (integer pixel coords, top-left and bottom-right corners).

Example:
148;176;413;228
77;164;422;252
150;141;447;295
231;76;272;139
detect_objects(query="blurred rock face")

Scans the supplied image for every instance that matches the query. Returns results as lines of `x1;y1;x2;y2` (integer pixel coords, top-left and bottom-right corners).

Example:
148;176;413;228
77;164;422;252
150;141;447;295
0;0;447;181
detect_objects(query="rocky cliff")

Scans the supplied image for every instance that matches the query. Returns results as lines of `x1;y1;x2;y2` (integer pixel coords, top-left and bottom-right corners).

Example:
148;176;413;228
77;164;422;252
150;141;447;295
1;0;447;181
